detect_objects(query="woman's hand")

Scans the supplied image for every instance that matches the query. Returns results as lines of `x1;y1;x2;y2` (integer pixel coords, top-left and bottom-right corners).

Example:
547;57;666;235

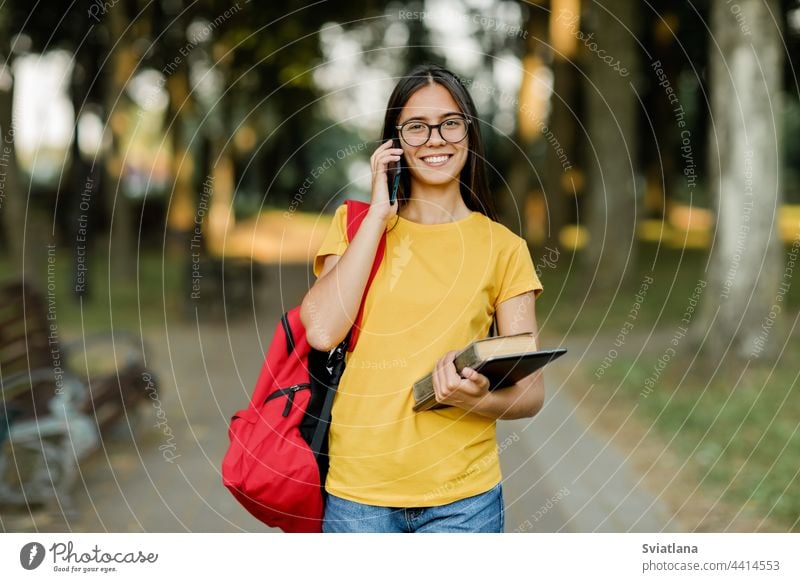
432;350;492;410
368;139;403;223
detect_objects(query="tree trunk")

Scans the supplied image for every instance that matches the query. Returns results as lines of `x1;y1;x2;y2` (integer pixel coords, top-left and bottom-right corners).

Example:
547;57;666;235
691;0;784;363
543;0;581;249
0;66;49;289
103;0;136;282
504;6;549;235
205;40;236;257
646;11;682;220
165;68;195;245
70;23;104;300
0;62;24;273
581;0;640;293
0;9;42;284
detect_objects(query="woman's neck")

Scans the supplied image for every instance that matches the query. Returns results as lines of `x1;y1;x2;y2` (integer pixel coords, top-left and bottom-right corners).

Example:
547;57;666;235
401;181;471;224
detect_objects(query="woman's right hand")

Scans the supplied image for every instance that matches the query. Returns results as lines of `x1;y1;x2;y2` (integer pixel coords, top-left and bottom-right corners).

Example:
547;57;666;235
368;139;403;223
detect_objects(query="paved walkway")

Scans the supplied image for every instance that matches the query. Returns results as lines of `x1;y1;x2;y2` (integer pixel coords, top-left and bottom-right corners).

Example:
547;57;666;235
3;265;678;533
499;351;678;532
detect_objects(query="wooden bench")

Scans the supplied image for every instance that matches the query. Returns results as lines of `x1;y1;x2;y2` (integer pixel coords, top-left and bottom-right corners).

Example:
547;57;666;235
0;279;158;513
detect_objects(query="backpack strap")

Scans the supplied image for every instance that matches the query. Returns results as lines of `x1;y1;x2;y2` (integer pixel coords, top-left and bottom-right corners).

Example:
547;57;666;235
308;201;385;463
343;200;386;352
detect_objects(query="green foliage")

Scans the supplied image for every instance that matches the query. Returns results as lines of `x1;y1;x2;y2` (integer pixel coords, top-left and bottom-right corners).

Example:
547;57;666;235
586;333;800;531
541;241;800;530
0;247;183;336
783;96;800;204
537;244;718;335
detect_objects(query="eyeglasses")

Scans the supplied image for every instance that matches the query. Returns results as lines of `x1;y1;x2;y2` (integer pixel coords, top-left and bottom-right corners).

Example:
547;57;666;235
395;116;471;147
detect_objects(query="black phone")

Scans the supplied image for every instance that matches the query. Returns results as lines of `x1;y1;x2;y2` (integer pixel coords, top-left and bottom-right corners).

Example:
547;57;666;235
388;138;402;205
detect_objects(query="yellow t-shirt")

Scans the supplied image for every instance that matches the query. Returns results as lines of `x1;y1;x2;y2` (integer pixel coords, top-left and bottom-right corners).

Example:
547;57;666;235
312;202;543;507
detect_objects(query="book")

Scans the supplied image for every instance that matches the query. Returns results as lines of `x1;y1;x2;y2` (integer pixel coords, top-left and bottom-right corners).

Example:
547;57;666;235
411;332;567;412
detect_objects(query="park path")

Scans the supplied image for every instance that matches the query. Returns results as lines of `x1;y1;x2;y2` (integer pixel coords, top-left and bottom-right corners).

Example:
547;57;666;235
499;350;679;532
4;265;678;533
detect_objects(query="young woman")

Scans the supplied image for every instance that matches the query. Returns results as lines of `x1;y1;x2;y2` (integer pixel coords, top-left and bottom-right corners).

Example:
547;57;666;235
300;63;544;533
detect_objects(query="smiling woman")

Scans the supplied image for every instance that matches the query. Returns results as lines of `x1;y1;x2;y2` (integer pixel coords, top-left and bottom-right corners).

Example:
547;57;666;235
299;63;545;533
377;66;497;225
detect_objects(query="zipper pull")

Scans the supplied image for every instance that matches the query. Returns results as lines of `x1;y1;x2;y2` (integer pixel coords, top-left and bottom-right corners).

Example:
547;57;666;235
282;389;295;417
281;384;309;417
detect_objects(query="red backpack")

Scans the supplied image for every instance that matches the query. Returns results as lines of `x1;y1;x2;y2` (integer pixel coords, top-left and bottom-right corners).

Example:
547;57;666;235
222;200;386;532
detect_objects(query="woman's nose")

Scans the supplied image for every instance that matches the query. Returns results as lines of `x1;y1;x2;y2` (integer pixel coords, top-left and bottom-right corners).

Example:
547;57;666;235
428;126;447;145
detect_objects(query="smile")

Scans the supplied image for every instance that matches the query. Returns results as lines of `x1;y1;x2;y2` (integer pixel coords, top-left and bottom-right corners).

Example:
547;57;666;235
420;154;452;167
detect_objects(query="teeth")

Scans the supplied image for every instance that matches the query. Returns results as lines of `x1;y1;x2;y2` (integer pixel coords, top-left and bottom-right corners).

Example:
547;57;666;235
422;155;450;164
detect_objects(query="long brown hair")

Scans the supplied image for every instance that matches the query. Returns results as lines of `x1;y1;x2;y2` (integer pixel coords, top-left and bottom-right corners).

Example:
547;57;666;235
380;63;498;225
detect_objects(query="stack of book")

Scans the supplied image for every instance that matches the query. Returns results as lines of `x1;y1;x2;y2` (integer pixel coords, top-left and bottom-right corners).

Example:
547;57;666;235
412;332;567;412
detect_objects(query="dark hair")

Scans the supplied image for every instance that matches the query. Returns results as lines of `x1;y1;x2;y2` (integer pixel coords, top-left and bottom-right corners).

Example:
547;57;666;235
380;63;499;226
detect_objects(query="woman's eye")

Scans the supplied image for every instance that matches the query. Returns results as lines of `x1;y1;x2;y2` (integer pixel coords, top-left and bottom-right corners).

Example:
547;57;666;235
442;119;458;128
407;123;426;132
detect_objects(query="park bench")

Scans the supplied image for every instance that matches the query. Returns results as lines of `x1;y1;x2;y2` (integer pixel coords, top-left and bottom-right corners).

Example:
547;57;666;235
0;279;157;515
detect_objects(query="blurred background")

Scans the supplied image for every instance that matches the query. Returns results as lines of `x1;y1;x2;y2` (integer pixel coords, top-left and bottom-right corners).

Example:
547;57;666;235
0;0;798;533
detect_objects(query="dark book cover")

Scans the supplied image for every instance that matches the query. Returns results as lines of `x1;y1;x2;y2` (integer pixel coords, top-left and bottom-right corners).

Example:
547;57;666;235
412;340;567;412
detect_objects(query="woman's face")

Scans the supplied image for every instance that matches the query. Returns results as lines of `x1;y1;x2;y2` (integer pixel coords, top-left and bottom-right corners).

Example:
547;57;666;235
396;83;469;189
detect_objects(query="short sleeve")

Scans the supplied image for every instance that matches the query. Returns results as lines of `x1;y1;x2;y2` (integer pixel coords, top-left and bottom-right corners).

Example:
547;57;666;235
313;203;348;277
495;237;544;306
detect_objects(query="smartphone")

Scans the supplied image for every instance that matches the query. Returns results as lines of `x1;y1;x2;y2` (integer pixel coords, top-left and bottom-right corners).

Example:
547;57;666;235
388;138;402;205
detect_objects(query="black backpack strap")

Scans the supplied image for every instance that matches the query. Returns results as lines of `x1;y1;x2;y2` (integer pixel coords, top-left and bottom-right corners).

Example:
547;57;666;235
309;201;384;476
281;312;295;355
310;331;350;457
310;387;336;458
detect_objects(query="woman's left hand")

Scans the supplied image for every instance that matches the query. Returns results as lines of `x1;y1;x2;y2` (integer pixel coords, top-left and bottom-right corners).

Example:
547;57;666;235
432;350;492;409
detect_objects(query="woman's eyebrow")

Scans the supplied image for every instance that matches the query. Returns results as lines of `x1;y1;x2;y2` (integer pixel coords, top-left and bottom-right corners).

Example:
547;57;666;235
400;111;464;123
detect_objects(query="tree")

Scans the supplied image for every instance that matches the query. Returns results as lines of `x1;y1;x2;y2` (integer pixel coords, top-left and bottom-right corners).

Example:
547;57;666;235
692;0;784;362
0;9;26;276
0;10;50;287
101;0;138;283
543;0;581;249
581;0;641;293
503;3;548;232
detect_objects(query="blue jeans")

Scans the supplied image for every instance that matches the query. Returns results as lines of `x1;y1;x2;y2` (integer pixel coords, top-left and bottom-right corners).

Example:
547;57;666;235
322;482;504;533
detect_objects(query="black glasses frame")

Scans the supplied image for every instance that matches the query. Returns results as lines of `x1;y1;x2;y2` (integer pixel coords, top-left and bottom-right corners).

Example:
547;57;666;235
395;116;472;146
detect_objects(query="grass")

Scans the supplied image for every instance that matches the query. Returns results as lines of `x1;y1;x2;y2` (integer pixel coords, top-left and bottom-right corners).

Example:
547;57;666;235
568;266;800;531
535;242;800;337
581;325;800;531
531;242;800;530
1;245;184;337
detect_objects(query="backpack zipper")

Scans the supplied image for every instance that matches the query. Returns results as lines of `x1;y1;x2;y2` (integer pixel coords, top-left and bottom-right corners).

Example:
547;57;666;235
265;383;312;417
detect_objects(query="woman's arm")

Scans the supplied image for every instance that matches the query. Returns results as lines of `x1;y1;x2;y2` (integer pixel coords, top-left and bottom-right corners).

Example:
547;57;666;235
431;290;545;420
300;209;387;351
301;140;401;351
